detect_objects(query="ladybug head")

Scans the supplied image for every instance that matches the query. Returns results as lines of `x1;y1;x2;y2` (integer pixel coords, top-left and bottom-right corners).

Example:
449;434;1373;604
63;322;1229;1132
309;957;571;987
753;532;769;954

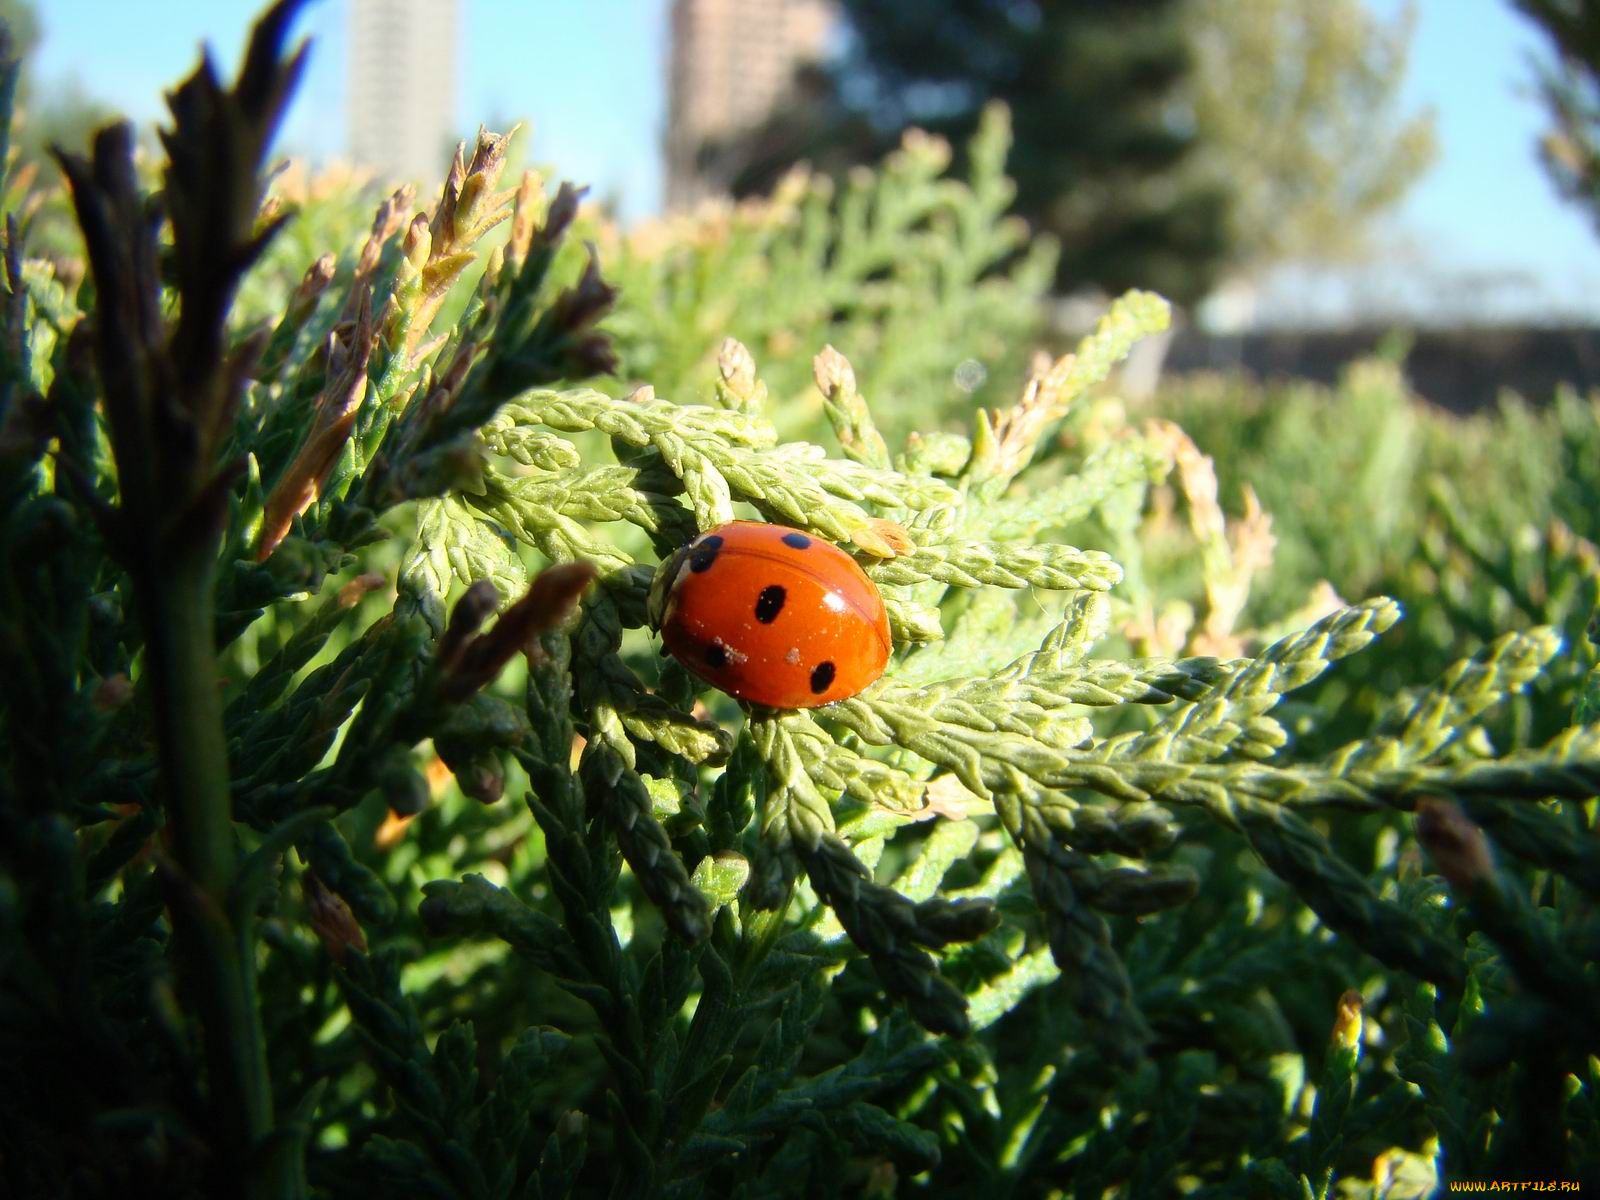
646;540;693;631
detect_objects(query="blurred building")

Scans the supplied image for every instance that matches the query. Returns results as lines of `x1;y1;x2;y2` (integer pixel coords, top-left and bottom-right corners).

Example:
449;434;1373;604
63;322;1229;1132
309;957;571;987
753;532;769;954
348;0;458;182
665;0;836;209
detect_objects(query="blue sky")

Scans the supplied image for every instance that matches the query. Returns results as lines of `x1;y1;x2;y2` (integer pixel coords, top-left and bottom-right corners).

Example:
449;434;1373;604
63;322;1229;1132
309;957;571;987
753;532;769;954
27;0;1600;322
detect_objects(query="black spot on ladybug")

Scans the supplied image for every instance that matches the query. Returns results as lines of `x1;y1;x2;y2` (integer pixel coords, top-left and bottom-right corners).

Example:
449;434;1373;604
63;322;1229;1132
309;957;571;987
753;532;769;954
782;531;812;550
809;661;836;694
755;585;786;623
689;535;724;572
705;642;729;669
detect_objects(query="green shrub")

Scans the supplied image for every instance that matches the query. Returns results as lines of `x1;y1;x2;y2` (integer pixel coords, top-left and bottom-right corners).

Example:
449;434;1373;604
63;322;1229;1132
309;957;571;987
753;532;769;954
599;102;1056;445
2;3;1597;1197
1152;356;1600;746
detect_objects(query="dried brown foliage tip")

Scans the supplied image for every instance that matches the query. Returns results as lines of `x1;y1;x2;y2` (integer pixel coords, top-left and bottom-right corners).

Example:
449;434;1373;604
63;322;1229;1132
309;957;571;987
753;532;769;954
436;562;597;703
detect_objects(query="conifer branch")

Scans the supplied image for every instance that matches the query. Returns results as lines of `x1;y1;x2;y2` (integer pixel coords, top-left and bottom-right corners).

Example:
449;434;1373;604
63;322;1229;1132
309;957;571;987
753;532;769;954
866;539;1122;591
18;12;1600;1187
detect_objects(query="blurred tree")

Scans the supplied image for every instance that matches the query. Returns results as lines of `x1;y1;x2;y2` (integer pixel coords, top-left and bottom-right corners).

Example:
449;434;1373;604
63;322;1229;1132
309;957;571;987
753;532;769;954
1;0;114;168
717;0;1234;306
712;0;1432;306
1185;0;1436;274
1515;0;1600;232
0;0;35;59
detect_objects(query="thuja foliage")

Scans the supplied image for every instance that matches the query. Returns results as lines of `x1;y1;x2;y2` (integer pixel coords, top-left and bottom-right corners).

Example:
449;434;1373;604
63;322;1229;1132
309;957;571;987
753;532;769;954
600;102;1058;444
2;4;1599;1197
1151;359;1600;745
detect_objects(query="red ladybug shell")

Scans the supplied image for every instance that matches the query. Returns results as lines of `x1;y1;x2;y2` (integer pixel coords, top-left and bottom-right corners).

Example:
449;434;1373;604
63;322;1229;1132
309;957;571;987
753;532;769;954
651;521;892;708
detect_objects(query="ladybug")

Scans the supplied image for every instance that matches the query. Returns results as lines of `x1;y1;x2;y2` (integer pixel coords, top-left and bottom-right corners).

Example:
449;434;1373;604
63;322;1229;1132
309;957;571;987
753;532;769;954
648;521;892;708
